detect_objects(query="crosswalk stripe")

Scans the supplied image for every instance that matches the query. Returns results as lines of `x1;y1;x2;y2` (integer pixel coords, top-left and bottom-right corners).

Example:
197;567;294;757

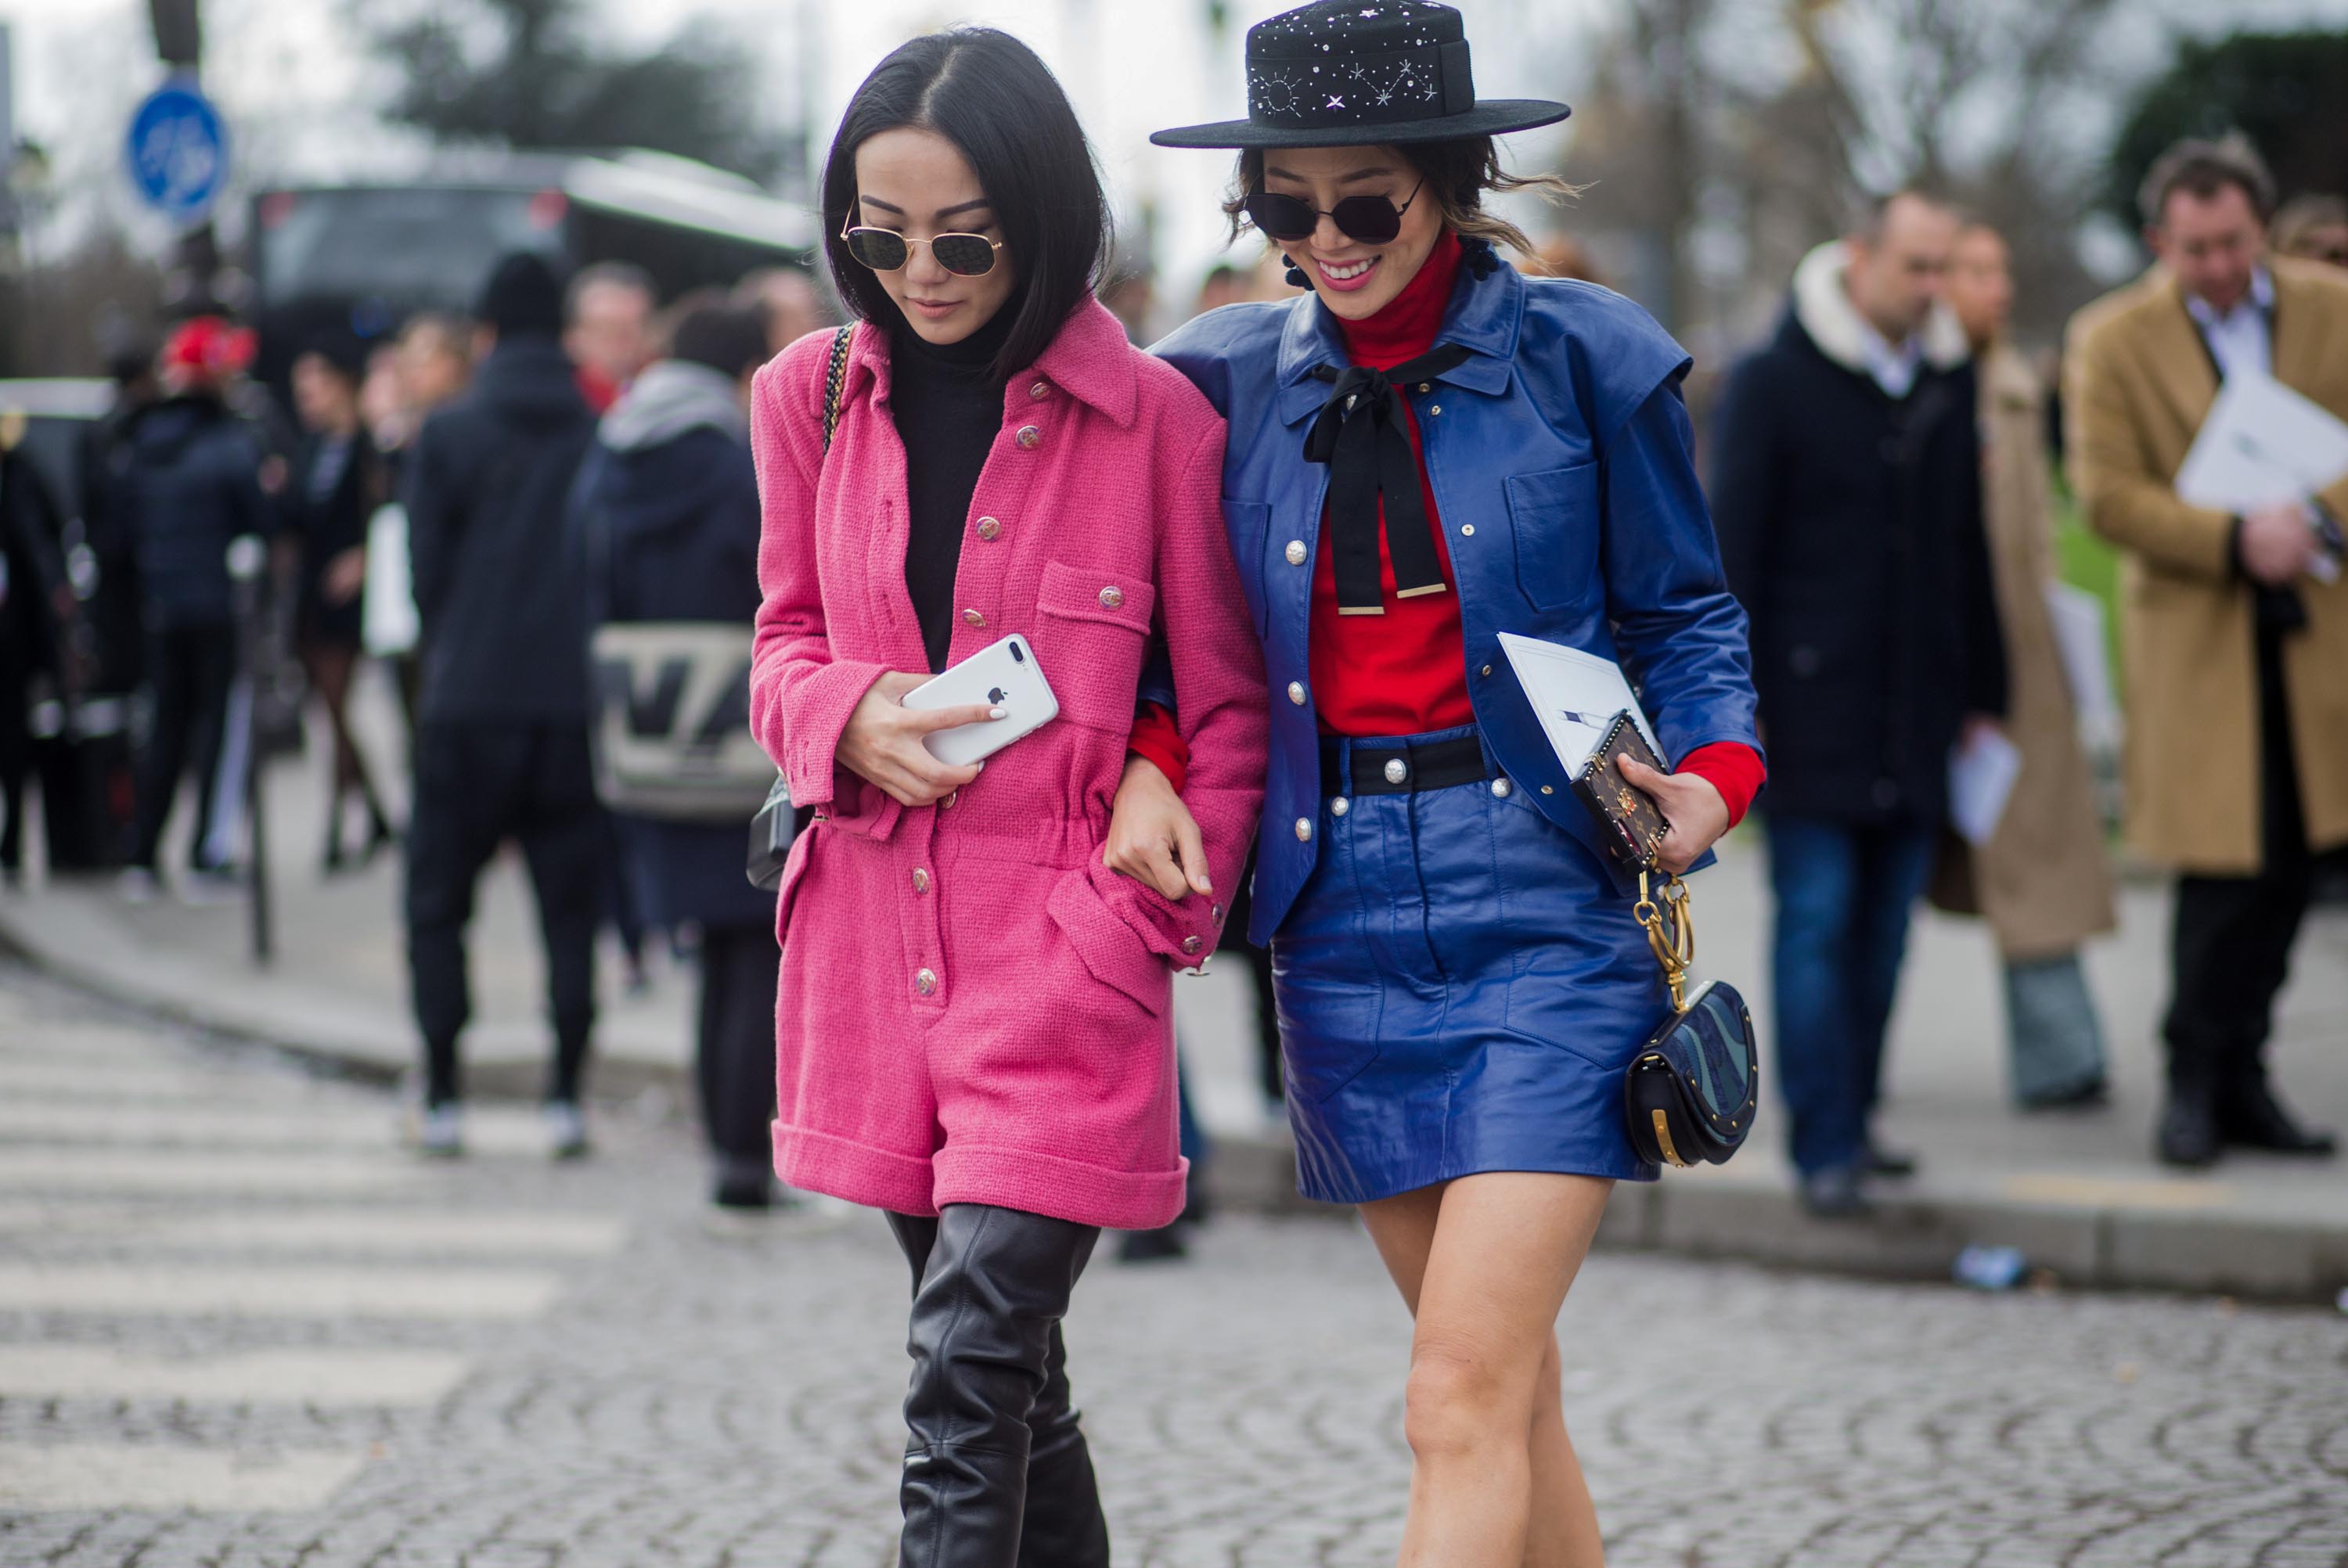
0;1101;396;1148
0;1202;627;1257
0;1262;560;1319
0;1101;598;1158
0;1059;294;1099
0;1149;429;1195
0;1442;368;1512
0;1345;472;1405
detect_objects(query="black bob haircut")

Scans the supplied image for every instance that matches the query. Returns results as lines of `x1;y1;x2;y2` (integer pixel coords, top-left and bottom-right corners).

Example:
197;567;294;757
820;27;1110;383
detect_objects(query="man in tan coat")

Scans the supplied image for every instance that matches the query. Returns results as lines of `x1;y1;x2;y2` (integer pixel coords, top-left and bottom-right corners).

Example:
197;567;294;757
1944;221;2119;1109
2065;137;2348;1168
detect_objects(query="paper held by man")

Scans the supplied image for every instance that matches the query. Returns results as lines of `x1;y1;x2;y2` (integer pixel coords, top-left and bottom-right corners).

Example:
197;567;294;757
2176;369;2348;581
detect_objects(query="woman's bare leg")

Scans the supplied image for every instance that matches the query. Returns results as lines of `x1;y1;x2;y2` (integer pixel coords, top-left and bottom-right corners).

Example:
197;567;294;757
1359;1172;1611;1568
303;642;388;854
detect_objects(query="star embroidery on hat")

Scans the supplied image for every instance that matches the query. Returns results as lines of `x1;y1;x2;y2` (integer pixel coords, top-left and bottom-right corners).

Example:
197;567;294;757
1327;95;1346;108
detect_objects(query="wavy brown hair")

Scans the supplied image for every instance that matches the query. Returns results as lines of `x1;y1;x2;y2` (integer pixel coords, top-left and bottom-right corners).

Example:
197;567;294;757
1221;135;1578;259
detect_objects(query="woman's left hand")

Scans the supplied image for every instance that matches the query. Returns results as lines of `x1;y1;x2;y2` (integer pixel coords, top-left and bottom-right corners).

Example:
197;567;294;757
1106;755;1211;901
1615;757;1729;876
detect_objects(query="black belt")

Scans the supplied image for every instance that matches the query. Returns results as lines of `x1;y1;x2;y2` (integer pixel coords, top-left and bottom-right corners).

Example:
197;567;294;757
1318;733;1492;797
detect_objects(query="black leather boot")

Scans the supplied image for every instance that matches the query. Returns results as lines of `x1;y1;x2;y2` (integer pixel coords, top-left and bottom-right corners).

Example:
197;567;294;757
2221;1071;2339;1156
896;1204;1102;1568
885;1214;1111;1566
1018;1320;1110;1568
2156;1037;2224;1170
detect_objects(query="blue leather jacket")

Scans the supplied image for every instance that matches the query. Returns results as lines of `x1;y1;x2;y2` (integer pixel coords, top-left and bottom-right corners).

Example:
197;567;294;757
1154;256;1760;944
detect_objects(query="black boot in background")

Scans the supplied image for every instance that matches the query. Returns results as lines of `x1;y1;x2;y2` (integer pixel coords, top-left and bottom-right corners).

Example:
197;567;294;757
2220;1062;2339;1156
2156;1026;2224;1170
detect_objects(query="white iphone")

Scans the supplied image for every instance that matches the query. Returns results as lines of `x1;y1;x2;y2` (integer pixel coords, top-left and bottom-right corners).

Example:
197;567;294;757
902;634;1061;767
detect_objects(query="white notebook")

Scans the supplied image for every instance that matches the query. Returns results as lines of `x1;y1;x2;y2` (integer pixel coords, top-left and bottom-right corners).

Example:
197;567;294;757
1496;632;1665;774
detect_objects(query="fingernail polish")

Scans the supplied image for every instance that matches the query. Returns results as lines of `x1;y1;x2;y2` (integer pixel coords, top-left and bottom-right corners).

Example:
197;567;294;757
989;707;1007;720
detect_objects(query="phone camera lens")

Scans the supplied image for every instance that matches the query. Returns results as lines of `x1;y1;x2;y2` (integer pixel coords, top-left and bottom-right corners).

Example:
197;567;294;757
1009;642;1026;664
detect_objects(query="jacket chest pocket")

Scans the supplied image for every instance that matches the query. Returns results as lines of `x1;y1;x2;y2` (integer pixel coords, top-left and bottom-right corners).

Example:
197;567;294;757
1032;559;1158;731
1505;462;1602;613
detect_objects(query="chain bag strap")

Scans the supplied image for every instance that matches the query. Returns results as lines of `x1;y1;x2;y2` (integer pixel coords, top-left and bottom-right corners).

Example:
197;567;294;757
747;325;855;890
1570;711;1759;1169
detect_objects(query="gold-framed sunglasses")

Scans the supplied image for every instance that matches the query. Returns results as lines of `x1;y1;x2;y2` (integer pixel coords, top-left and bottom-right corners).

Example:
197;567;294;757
839;214;1006;278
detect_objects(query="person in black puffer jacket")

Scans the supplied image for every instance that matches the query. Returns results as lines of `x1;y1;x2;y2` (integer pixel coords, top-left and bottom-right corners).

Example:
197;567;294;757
116;318;275;896
401;253;603;1158
572;297;784;1210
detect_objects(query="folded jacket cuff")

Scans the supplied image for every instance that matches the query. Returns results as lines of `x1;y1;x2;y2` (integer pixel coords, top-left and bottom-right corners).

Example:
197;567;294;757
781;659;891;810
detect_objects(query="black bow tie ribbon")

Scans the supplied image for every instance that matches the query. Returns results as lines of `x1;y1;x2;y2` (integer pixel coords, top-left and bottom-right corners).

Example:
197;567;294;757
1305;343;1472;615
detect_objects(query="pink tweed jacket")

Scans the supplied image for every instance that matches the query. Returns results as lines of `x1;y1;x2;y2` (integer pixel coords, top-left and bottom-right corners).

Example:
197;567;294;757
747;298;1268;1230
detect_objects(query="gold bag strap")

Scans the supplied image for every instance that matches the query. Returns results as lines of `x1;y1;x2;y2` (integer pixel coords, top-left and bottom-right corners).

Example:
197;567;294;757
1633;867;1694;1012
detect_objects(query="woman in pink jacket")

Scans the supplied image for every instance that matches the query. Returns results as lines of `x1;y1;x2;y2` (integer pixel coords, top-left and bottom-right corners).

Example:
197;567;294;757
747;29;1267;1566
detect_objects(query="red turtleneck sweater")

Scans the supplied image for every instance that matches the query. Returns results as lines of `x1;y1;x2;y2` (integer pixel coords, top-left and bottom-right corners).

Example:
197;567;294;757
1130;235;1761;826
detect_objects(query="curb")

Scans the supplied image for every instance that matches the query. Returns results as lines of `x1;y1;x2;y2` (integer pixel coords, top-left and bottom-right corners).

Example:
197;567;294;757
7;888;2344;1303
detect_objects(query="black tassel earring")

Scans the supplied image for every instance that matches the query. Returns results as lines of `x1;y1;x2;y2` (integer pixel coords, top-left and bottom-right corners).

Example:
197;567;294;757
1281;253;1309;289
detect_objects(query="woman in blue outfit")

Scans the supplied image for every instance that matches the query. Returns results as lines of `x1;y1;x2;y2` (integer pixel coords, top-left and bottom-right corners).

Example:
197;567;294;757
1129;4;1763;1560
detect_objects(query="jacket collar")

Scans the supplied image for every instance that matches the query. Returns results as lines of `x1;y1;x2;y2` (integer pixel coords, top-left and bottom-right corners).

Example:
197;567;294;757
1273;247;1523;426
841;295;1140;428
1789;241;1969;379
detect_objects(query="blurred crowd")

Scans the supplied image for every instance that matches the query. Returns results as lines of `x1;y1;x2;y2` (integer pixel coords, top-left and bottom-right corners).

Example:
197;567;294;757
1;127;2343;1225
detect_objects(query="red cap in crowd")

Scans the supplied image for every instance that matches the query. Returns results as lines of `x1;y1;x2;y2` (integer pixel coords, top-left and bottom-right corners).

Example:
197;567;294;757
160;316;257;383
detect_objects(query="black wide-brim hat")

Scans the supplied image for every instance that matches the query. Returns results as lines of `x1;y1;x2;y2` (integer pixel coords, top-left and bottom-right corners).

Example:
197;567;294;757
1151;0;1568;150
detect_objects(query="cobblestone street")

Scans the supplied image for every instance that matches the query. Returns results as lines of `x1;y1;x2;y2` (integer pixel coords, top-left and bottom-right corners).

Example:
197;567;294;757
3;968;2346;1568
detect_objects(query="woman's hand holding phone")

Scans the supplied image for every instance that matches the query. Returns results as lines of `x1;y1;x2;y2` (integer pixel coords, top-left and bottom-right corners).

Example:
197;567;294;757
837;672;999;807
1106;754;1211;901
1615;756;1728;876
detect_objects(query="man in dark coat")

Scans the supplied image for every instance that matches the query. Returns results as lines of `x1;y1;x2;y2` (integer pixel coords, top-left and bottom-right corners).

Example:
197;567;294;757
1711;189;2008;1217
114;318;275;899
571;299;783;1210
402;252;603;1158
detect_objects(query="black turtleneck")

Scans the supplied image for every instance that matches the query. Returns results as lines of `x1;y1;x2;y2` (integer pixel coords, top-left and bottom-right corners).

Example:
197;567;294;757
888;295;1021;672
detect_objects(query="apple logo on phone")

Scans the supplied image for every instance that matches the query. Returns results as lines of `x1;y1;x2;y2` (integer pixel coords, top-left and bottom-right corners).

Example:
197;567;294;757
988;688;1006;706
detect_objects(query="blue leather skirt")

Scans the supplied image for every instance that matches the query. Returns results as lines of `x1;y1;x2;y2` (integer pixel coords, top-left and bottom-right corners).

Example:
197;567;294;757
1273;726;1665;1203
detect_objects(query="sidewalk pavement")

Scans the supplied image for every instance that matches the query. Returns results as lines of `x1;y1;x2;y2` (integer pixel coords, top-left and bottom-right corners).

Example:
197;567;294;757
3;669;2343;1300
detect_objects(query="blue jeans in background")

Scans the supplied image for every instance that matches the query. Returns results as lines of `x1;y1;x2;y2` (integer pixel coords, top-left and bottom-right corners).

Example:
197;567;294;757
1766;815;1939;1175
2004;951;2108;1105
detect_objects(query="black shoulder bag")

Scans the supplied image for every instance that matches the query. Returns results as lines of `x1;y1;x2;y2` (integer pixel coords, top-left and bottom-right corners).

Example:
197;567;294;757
1571;711;1760;1167
747;324;855;890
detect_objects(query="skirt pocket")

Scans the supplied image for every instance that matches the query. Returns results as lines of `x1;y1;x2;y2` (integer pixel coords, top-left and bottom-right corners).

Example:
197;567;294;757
1484;787;1662;1070
1269;809;1383;1103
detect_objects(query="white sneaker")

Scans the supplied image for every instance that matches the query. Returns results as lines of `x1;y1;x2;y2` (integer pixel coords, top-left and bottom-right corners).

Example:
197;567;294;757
544;1099;589;1160
117;867;158;904
416;1102;463;1158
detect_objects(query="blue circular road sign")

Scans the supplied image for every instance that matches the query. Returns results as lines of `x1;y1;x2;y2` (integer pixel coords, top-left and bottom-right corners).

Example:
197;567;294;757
125;79;229;224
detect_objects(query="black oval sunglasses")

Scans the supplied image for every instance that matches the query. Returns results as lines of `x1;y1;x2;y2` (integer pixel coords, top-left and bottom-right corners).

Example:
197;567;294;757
1244;178;1425;246
839;213;1005;278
